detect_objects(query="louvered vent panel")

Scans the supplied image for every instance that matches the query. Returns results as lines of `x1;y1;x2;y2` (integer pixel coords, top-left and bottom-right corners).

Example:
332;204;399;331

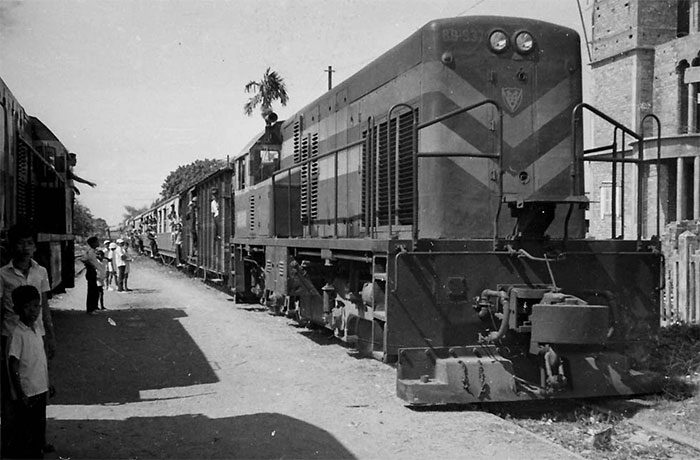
278;260;285;277
376;122;389;226
361;109;417;228
361;131;368;227
293;120;302;164
16;141;35;227
299;135;310;223
309;133;319;220
249;195;255;232
395;110;416;225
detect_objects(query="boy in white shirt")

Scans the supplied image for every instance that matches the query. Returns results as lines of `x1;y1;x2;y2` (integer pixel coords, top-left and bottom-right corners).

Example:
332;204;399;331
7;285;49;458
95;249;107;309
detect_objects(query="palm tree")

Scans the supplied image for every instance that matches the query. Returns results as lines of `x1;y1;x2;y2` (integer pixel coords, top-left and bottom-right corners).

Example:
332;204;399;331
243;67;289;123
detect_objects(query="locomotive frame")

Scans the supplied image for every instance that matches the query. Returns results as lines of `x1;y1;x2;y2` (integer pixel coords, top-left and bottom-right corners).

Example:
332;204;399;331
133;16;665;405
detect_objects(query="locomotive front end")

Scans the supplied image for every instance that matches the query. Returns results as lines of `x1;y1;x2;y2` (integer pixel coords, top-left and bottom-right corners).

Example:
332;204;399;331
393;17;662;404
417;16;586;240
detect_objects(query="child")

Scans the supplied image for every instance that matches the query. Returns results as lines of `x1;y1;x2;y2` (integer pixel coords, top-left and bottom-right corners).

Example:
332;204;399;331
95;249;107;310
106;242;118;290
122;241;132;291
7;285;49;459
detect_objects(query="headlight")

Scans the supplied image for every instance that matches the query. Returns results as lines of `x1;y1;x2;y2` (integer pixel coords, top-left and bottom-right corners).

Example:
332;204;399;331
515;31;535;53
489;30;508;53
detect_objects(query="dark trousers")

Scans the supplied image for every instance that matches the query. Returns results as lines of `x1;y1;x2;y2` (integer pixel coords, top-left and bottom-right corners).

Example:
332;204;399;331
1;336;11;455
117;266;126;291
98;285;104;308
175;244;183;265
86;269;99;312
7;393;47;459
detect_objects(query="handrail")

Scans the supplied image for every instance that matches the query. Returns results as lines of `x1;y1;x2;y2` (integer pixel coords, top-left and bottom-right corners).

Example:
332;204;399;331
273;137;366;177
571;103;642;197
574;103;662;242
271;136;366;236
412;99;503;249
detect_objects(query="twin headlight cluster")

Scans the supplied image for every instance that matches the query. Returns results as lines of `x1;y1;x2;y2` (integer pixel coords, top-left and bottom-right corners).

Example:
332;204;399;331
489;30;535;54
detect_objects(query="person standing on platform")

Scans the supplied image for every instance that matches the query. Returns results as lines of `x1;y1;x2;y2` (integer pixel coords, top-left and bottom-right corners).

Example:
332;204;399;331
186;195;198;257
121;240;132;291
106;242;117;290
114;239;126;292
174;221;184;267
81;236;101;314
211;188;220;241
0;223;56;456
95;249;107;310
6;285;49;459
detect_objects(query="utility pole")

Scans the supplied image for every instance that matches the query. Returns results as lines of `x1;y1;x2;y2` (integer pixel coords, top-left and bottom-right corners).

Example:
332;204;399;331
325;65;335;90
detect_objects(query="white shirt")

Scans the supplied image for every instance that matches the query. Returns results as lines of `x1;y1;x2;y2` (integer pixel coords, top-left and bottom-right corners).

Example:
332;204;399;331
113;246;126;268
0;260;49;337
82;247;104;279
211;199;219;218
8;321;49;398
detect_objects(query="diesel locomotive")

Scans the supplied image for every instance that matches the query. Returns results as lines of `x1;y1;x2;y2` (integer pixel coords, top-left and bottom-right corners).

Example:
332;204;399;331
135;16;664;405
1;77;75;291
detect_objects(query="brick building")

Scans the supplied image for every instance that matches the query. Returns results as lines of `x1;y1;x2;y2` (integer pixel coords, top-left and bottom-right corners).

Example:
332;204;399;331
586;0;700;238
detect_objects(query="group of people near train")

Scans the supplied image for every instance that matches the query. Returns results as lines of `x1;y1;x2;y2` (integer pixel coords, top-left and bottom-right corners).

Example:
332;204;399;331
81;237;132;315
126;204;186;266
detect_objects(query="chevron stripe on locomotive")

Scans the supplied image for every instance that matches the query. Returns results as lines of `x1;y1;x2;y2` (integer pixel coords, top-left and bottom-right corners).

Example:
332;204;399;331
228;16;663;404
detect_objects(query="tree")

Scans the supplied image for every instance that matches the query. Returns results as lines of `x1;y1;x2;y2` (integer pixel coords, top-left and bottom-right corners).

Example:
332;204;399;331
243;67;289;123
160;158;228;199
122;205;150;223
73;201;94;237
73;201;109;239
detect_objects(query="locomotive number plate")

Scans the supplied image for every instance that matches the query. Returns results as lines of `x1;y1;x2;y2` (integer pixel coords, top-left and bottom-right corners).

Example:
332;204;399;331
442;27;483;43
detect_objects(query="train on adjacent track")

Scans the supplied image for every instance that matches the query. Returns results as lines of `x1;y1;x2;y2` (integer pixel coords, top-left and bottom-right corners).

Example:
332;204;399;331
129;16;664;405
1;77;75;291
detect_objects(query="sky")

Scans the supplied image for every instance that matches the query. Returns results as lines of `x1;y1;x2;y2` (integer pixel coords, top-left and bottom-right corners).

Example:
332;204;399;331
0;0;593;226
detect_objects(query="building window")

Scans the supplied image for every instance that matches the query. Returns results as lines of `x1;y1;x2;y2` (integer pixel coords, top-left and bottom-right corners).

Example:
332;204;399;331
678;0;690;37
678;60;690;134
599;181;621;219
236;156;247;190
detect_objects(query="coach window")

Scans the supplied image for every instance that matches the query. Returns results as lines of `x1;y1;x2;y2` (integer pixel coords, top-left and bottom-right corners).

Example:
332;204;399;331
261;149;279;181
237;155;247;190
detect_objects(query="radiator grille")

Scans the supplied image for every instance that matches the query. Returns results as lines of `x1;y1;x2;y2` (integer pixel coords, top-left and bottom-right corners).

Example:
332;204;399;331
299;133;319;224
361;109;416;227
16;140;35;227
249;195;255;232
293;119;302;164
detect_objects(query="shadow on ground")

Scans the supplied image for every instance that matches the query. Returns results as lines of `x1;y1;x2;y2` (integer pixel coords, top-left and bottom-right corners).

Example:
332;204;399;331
51;412;356;459
50;308;218;405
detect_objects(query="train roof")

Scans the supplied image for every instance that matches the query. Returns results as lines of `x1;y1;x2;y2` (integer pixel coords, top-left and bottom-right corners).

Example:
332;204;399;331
281;15;577;129
30;117;63;144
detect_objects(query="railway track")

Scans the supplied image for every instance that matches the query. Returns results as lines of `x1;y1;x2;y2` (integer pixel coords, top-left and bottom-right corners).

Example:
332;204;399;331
486;397;700;459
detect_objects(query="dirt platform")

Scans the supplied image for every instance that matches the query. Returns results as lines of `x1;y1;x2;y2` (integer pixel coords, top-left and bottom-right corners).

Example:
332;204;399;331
46;257;579;459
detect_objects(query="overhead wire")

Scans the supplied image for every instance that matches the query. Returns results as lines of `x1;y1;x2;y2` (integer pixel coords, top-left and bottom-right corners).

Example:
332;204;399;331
457;0;488;16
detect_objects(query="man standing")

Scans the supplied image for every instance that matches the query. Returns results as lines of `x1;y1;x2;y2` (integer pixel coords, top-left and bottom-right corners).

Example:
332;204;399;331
81;236;101;314
114;239;126;292
210;187;220;241
0;223;56;455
